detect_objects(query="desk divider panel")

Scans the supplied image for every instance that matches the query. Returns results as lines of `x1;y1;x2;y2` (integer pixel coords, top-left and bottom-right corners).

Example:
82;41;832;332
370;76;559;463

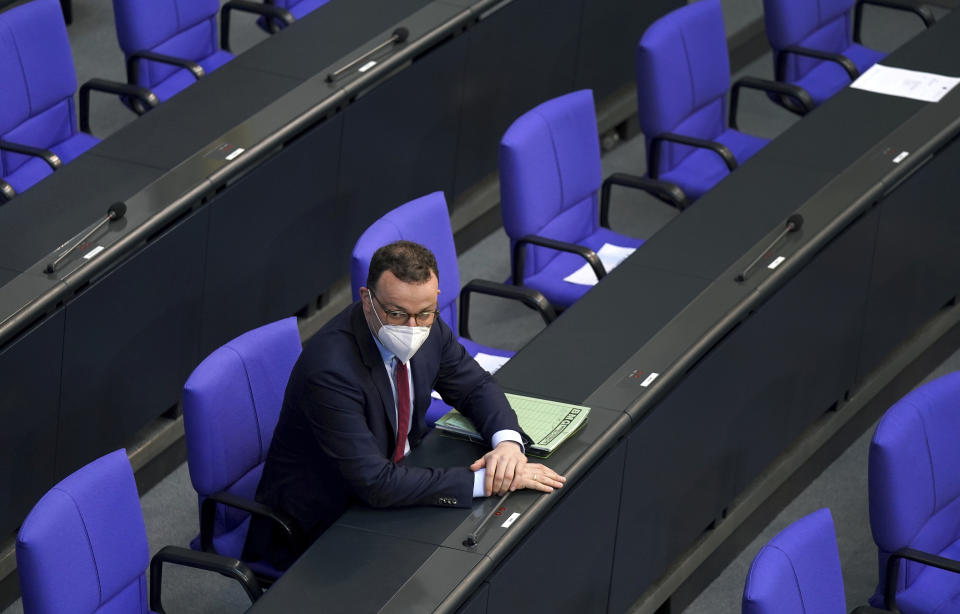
55;208;209;478
200;115;344;354
0;310;64;537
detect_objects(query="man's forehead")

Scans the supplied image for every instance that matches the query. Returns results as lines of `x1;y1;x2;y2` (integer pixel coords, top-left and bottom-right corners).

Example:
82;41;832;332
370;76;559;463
374;273;438;307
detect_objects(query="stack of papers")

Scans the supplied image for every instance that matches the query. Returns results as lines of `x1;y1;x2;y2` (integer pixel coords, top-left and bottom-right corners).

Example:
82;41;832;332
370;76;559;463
563;243;636;286
851;64;960;103
435;393;591;458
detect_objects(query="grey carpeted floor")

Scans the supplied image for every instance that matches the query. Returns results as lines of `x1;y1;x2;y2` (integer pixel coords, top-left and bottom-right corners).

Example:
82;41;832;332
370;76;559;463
2;1;953;613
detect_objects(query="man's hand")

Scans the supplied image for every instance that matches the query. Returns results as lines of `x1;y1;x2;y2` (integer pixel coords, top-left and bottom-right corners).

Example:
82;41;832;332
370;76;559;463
516;463;565;493
470;441;527;496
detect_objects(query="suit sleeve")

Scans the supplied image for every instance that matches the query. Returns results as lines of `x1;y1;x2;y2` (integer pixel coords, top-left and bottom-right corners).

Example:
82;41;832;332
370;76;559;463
301;364;473;509
431;320;524;442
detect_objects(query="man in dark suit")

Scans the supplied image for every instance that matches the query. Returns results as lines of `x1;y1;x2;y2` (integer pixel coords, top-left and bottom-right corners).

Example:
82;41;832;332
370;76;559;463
245;240;564;569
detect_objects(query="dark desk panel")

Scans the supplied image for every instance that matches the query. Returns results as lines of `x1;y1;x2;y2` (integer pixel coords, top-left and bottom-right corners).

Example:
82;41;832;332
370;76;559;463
335;33;466;242
496;267;710;405
632;158;837;281
250;525;479;614
93;67;302;171
200;115;344;354
0;309;63;537
483;441;625;614
452;0;582;199
574;0;682;100
754;88;924;174
0;154;164;272
859;133;960;381
882;8;960;74
55;207;208;477
234;0;434;80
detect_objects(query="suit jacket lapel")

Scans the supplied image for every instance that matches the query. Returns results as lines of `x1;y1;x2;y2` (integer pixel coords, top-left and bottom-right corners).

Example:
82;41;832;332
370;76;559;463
350;303;398;441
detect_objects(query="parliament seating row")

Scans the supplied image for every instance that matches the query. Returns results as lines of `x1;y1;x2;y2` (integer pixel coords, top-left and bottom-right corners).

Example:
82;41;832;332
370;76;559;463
744;371;960;613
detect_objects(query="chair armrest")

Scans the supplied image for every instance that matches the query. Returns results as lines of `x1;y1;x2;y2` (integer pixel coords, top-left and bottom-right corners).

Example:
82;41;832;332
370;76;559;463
855;0;935;44
201;490;303;554
778;45;859;81
512;234;605;287
221;0;294;51
458;279;557;341
730;76;815;128
127;50;204;92
600;173;688;227
0;179;15;204
650;132;737;177
149;545;262;614
79;78;158;133
0;140;61;171
883;547;960;611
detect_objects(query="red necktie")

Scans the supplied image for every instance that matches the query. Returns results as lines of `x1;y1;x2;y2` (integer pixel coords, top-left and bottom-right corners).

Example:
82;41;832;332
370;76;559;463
393;359;410;462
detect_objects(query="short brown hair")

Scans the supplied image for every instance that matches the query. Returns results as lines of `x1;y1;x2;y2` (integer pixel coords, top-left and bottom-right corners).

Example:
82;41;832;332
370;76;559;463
367;240;439;289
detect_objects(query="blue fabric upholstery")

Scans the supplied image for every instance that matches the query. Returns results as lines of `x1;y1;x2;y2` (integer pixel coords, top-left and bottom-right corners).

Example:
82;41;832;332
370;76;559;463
350;192;515;425
0;0;99;194
499;90;645;308
869;371;960;613
636;0;770;200
113;0;234;103
764;0;887;106
743;509;847;614
182;317;302;580
16;449;153;614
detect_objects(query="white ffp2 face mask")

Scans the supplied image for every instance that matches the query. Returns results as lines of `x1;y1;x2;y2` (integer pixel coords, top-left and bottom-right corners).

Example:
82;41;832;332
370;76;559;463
377;323;430;363
368;293;431;363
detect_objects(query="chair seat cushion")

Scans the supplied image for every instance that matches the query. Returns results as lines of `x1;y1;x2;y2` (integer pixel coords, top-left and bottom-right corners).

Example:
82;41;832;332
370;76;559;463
882;538;960;614
660;129;769;201
150;50;234;102
791;44;886;106
4;131;100;193
511;227;644;308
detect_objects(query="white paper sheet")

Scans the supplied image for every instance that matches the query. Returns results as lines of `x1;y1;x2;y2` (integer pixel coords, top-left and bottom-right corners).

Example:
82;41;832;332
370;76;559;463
431;352;510;400
850;64;960;103
563;243;636;286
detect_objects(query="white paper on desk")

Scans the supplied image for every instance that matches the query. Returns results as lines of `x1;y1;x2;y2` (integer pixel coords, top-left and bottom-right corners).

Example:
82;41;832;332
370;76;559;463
850;64;960;103
431;353;510;400
563;243;636;286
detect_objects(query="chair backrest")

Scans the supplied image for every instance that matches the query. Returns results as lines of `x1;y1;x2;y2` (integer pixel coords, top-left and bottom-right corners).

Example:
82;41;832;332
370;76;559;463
17;449;150;614
499;90;602;280
182;317;302;540
636;0;731;176
869;371;960;600
113;0;220;89
350;192;461;331
764;0;856;83
742;508;847;614
0;0;78;180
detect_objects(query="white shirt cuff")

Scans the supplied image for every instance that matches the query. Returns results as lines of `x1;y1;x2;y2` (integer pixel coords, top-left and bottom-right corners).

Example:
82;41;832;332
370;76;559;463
473;469;486;497
491;429;524;453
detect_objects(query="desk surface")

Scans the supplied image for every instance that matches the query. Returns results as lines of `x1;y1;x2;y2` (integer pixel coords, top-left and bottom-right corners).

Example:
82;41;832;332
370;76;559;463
247;9;960;613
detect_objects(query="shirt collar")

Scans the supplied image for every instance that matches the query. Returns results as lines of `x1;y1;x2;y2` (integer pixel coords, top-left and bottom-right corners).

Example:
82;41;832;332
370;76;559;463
370;327;395;365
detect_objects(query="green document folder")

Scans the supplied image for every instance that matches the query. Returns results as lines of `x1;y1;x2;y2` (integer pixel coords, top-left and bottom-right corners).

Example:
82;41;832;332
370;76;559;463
434;393;590;458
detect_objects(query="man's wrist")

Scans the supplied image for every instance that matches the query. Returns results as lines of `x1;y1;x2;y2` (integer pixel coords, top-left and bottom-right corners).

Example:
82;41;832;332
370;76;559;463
491;429;524;453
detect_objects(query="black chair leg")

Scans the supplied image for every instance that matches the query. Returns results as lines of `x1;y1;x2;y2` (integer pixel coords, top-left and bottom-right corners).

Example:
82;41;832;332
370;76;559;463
60;0;72;24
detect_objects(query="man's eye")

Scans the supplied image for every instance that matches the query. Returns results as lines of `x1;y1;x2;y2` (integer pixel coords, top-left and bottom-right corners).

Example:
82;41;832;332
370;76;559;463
387;311;406;318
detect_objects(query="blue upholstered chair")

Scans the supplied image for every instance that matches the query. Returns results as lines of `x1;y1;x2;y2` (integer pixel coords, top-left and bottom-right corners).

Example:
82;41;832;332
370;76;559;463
763;0;934;109
182;317;302;583
743;509;888;614
635;0;813;201
868;371;960;613
0;0;154;203
257;0;330;32
113;0;293;110
16;449;262;614
350;192;557;425
499;89;686;309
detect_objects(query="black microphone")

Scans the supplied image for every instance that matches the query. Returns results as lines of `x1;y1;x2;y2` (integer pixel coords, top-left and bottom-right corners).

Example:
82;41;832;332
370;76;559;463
326;27;411;82
45;202;127;274
735;214;804;283
464;491;512;548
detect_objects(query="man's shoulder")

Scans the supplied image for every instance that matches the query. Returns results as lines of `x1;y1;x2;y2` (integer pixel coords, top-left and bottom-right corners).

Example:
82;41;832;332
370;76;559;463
299;302;367;368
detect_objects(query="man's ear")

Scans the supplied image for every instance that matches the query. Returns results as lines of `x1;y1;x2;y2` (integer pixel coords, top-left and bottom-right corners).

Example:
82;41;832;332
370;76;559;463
359;286;370;312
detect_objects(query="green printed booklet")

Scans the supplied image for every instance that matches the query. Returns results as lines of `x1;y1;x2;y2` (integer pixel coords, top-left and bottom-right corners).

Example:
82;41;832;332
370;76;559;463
434;393;590;458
